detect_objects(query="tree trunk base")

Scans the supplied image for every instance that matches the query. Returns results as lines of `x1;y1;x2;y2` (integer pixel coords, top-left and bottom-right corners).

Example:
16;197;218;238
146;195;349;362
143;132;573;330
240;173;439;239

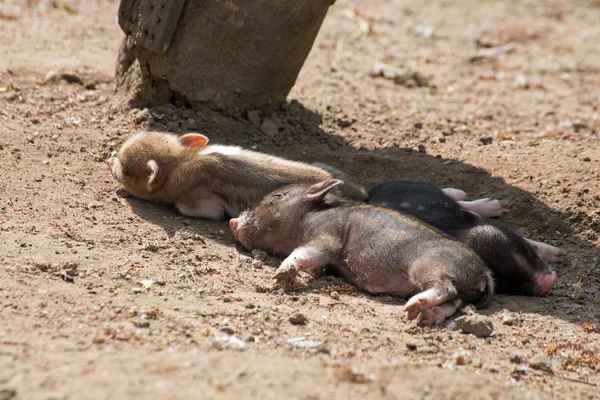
114;0;333;114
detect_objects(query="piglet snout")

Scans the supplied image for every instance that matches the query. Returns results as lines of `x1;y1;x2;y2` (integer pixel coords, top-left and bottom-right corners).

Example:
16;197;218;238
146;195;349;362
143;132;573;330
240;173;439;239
229;218;243;236
108;157;120;181
535;271;557;296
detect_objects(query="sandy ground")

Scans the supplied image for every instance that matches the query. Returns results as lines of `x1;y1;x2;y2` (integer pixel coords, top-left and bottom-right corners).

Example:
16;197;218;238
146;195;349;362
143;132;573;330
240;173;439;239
1;0;599;399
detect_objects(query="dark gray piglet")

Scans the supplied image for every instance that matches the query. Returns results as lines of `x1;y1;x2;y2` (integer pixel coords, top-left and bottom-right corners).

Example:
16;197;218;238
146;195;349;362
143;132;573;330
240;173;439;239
367;181;562;296
229;180;494;326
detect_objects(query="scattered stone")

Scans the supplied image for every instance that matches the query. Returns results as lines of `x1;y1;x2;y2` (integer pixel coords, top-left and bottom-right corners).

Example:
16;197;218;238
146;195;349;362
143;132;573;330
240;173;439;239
450;349;471;366
144;244;160;253
582;157;591;162
132;287;143;294
132;320;150;328
370;62;430;87
183;219;192;226
335;365;376;383
211;334;245;351
470;42;515;63
260;118;279;136
289;312;308;325
406;342;417;351
480;136;493;145
410;25;434;39
44;70;84;85
529;353;552;372
57;262;79;283
510;354;522;364
455;315;494;337
252;249;268;260
502;316;515;326
135;108;151;124
514;74;529;89
417;144;426;153
287;336;323;349
330;291;340;300
511;366;528;379
219;326;235;335
251;259;263;269
245;303;256;309
247;110;261;126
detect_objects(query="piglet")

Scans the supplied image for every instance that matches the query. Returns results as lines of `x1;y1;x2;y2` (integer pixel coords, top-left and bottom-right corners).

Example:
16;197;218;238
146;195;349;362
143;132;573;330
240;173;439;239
368;181;563;296
230;180;494;326
108;131;366;219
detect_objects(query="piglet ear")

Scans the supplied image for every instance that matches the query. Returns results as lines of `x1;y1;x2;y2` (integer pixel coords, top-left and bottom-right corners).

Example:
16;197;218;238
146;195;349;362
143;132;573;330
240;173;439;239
147;159;167;192
306;179;344;203
179;133;209;148
460;209;483;224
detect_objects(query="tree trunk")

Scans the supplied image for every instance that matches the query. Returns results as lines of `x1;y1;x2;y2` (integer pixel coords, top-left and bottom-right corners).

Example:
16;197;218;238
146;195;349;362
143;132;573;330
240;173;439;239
115;0;334;114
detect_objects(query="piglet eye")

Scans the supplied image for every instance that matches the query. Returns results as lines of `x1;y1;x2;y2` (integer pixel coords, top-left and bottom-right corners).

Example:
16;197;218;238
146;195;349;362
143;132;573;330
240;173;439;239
269;193;283;200
123;167;131;176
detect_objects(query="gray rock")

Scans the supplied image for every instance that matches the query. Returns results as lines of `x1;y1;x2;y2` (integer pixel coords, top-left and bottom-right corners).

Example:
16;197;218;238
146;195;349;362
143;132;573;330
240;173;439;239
260;118;279;136
510;353;522;364
289;312;308;325
502;316;515;326
528;353;552;372
132;320;150;328
219;326;235;335
247;110;261;126
455;315;494;337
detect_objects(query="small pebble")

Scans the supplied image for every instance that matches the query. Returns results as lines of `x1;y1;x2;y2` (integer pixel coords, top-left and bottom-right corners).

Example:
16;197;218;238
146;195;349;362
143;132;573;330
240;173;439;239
289;312;308;325
183;219;192;226
330;291;340;300
510;354;522;364
511;366;528;379
252;249;268;260
502;316;515;326
132;320;150;328
528;353;552;372
406;342;417;351
132;287;143;294
480;136;493;145
219;326;235;335
455;315;494;337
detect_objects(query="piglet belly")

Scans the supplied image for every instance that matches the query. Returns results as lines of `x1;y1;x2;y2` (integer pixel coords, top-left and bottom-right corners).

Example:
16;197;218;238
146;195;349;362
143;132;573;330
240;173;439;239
336;260;417;297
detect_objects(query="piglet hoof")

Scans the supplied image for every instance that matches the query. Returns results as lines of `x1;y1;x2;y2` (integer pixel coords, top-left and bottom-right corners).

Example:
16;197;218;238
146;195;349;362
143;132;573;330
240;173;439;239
272;264;299;286
403;298;430;321
417;307;444;327
459;198;510;218
538;244;567;263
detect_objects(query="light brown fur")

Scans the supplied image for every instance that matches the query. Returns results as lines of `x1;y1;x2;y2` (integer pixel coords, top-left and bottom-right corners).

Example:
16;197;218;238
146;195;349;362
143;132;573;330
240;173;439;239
109;131;367;219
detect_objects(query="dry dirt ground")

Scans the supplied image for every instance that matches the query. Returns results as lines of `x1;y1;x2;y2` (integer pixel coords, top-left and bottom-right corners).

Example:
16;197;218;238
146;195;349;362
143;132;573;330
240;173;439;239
1;0;600;399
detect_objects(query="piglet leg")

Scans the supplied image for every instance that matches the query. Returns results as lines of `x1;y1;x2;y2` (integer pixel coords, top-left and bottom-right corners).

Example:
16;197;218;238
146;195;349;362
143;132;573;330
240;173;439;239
441;188;467;201
525;238;566;262
417;299;462;326
403;283;458;321
272;246;331;285
458;198;509;217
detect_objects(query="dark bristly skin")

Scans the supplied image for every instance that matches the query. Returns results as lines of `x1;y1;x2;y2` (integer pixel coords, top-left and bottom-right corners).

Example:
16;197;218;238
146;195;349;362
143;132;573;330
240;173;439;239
108;131;367;220
230;180;494;326
367;181;557;296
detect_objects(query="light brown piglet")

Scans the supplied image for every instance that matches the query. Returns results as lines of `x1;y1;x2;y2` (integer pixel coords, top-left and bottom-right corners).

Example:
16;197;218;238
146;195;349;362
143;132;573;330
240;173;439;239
109;131;366;219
